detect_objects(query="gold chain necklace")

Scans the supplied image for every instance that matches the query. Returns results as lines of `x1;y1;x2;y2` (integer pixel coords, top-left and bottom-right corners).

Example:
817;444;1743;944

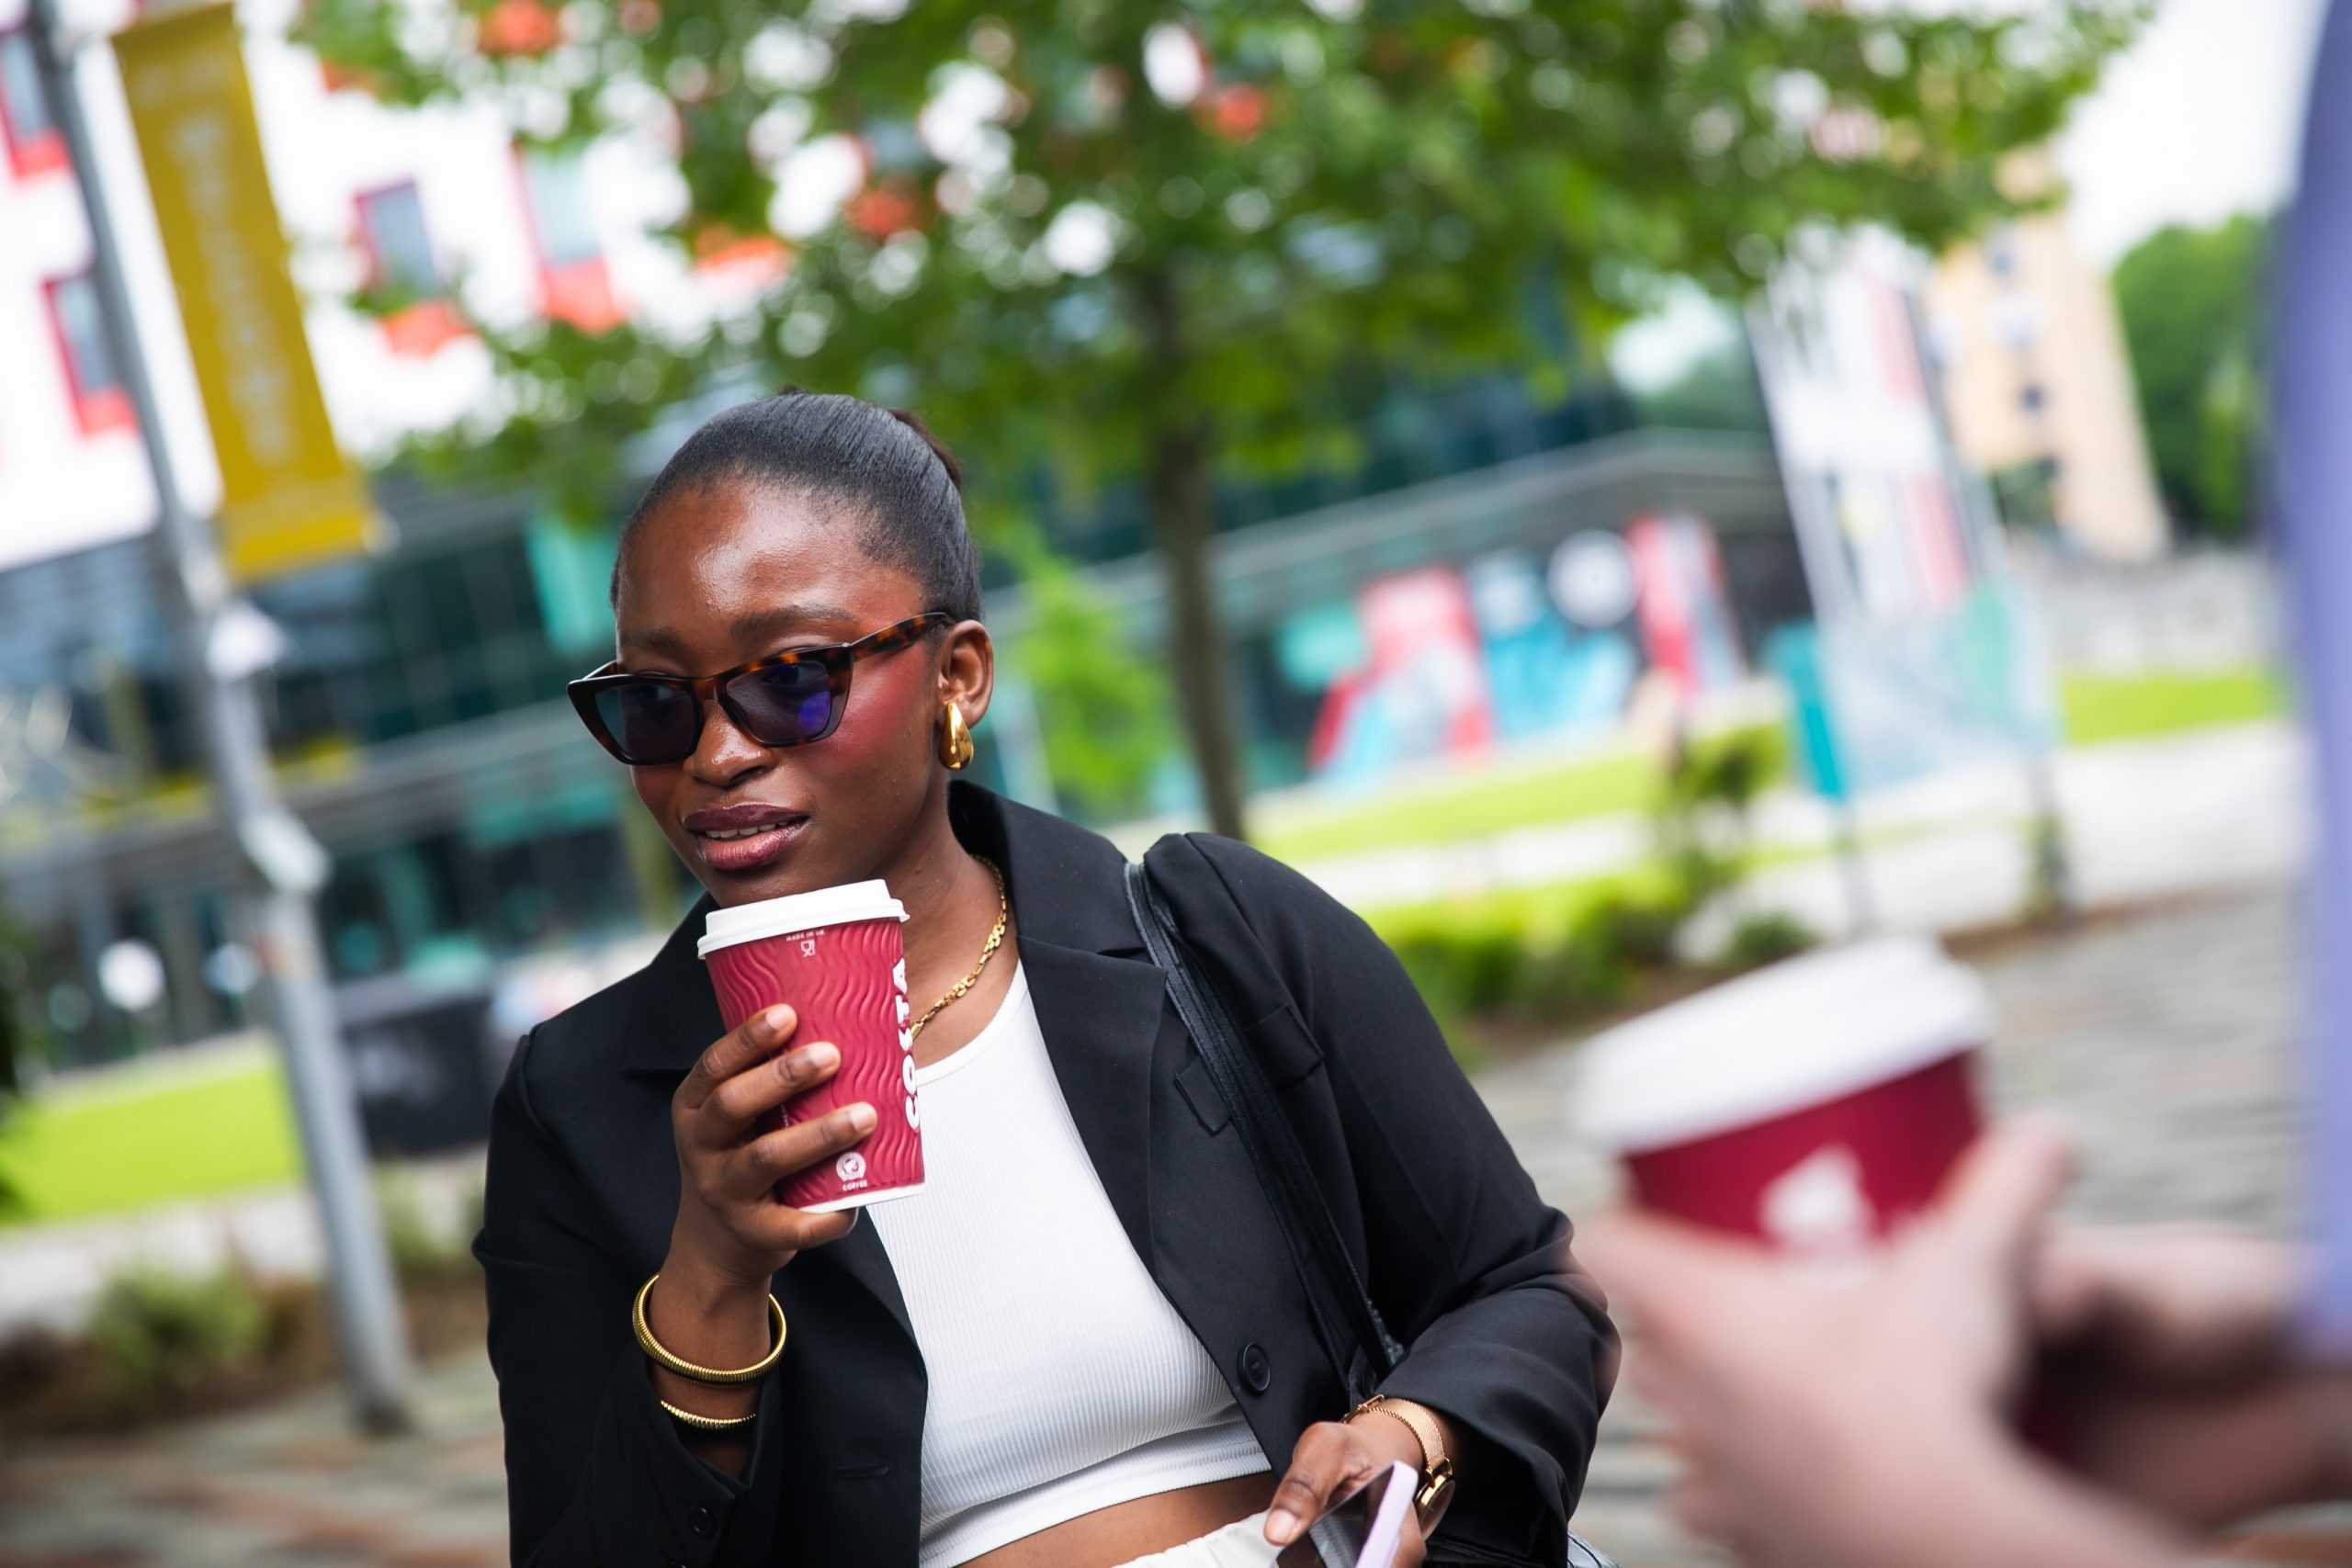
908;856;1007;1039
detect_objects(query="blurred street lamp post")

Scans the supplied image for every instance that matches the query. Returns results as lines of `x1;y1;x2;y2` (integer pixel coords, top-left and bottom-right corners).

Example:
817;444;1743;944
26;0;413;1432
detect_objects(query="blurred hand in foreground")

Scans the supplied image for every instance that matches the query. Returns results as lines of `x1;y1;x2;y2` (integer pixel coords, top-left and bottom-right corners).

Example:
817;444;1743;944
2033;1226;2352;1529
1582;1123;2181;1568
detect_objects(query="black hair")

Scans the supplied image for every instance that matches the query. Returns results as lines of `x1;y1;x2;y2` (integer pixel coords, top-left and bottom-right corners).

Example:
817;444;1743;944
611;389;982;623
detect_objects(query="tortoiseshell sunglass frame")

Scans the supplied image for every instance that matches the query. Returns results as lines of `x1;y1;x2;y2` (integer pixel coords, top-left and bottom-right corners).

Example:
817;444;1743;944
567;611;957;765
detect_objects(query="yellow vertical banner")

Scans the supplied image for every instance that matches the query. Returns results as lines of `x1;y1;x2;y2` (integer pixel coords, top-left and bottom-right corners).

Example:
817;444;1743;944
116;3;378;584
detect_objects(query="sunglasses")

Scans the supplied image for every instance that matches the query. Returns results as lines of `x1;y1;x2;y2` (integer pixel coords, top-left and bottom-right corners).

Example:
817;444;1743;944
569;611;956;765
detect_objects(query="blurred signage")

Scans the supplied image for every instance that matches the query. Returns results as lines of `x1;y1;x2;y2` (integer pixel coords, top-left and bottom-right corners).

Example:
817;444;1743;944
1547;531;1638;628
1301;568;1496;782
116;4;378;584
1624;513;1743;698
1748;229;1980;626
1769;586;2058;803
1750;230;2057;807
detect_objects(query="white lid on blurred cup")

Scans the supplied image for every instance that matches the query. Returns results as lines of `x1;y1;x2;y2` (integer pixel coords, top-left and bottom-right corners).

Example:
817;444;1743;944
698;879;908;958
1569;936;1994;1155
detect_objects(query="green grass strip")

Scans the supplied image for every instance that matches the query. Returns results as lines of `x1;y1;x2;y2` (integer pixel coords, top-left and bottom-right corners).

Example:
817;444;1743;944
2060;667;2289;746
0;1043;301;1228
1256;749;1658;865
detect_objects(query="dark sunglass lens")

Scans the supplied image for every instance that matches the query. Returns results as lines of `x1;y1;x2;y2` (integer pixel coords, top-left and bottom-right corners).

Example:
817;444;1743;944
594;682;696;761
730;660;835;744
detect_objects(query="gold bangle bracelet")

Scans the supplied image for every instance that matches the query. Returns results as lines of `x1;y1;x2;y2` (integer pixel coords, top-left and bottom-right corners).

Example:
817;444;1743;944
660;1398;757;1433
633;1273;787;1385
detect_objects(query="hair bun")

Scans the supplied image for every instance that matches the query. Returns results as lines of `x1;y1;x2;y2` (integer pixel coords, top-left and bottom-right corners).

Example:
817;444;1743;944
887;406;965;494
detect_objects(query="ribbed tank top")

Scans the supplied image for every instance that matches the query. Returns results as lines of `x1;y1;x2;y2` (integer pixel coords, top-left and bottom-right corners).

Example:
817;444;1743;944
867;964;1271;1566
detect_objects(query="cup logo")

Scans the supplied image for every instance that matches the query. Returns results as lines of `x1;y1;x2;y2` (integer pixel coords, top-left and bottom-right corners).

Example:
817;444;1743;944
1760;1145;1872;1256
798;937;817;956
835;1150;868;1187
892;958;907;993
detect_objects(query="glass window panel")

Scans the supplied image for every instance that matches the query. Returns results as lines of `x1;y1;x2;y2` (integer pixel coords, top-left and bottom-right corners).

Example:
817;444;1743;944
0;31;54;145
51;274;120;397
358;184;438;294
523;152;600;268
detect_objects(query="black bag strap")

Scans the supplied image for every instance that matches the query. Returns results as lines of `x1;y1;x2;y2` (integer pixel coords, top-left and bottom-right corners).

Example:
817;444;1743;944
1124;858;1405;1404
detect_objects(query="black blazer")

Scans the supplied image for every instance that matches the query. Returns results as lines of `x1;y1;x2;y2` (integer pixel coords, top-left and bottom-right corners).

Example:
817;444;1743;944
477;782;1616;1568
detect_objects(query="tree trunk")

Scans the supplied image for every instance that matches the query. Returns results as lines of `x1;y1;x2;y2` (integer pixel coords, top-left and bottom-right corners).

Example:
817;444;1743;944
1146;416;1249;840
1138;269;1249;841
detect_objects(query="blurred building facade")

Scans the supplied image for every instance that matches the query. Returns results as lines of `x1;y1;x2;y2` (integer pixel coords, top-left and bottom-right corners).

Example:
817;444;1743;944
1926;214;2170;563
0;0;1811;1070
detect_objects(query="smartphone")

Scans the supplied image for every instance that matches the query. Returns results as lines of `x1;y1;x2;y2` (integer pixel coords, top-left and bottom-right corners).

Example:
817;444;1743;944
1273;1460;1419;1568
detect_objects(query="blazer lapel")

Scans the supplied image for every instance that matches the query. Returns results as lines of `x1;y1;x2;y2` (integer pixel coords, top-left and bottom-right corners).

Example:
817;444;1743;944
1017;935;1173;1272
788;1209;915;1347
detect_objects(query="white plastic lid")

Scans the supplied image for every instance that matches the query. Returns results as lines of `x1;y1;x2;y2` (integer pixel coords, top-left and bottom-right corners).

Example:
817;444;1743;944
1569;935;1994;1154
697;879;907;958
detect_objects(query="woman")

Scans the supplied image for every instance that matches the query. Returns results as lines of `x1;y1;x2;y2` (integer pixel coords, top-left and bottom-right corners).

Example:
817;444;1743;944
478;390;1616;1568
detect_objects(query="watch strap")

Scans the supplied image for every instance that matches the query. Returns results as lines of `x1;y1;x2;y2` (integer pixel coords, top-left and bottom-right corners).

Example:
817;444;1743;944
1347;1394;1455;1518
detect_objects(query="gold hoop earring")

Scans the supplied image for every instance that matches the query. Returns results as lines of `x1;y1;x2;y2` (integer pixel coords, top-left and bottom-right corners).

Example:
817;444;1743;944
938;703;974;771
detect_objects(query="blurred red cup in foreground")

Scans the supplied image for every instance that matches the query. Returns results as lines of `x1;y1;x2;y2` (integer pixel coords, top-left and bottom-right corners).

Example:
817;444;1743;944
699;881;922;1213
1572;936;1995;1253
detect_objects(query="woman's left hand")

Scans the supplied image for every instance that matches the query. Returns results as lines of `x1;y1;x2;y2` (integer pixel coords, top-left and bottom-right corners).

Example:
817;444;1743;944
1264;1415;1432;1567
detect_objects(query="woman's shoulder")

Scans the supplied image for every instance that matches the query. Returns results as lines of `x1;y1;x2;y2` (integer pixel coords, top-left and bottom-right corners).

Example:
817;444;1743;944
1142;829;1386;976
500;912;713;1119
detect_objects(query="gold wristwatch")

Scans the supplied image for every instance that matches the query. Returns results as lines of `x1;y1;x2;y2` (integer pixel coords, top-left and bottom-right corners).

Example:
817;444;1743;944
1346;1393;1455;1525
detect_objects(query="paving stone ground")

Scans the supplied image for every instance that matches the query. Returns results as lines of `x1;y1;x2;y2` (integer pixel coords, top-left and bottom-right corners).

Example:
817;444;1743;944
0;886;2316;1567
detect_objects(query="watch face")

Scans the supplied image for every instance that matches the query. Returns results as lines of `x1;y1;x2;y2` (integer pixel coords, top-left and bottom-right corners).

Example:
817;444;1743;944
1414;1469;1455;1530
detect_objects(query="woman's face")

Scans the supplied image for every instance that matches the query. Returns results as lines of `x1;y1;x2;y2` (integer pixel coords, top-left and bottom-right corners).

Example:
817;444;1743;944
612;480;990;907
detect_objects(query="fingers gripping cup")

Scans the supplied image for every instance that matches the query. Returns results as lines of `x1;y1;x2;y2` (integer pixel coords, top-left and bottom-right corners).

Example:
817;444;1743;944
699;881;922;1213
1572;937;1994;1254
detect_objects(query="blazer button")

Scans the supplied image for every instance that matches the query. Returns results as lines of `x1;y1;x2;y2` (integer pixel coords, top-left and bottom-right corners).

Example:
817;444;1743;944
690;1504;717;1538
1238;1342;1272;1393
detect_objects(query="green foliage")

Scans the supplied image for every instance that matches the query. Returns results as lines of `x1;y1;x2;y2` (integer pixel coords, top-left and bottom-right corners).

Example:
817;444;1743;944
1665;723;1784;817
299;0;2138;504
1386;723;1803;1046
1389;883;1690;1040
300;0;2133;775
377;1174;463;1281
1724;909;1815;972
1652;721;1782;913
0;898;36;1100
0;899;42;1216
1629;342;1770;433
1573;890;1688;970
1005;545;1178;820
1987;456;2059;535
2110;213;2274;538
1391;922;1527;1024
85;1264;268;1397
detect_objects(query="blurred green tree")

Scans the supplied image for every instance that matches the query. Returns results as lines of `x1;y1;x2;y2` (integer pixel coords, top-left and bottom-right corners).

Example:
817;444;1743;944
1005;544;1178;821
2110;212;2273;539
0;897;37;1213
303;0;2137;839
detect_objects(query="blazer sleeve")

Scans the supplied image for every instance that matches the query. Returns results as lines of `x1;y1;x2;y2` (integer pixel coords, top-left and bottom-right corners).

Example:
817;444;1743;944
476;1029;791;1567
1178;834;1620;1563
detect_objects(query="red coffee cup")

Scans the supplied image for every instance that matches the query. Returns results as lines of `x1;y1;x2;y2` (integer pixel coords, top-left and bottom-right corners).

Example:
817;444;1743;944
1572;937;1994;1253
698;881;922;1213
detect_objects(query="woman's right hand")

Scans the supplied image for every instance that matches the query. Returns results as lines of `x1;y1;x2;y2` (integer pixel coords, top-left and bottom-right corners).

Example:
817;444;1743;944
663;1003;875;1293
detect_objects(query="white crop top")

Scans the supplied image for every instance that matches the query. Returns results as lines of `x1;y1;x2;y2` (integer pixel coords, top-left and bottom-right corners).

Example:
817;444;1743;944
866;963;1271;1567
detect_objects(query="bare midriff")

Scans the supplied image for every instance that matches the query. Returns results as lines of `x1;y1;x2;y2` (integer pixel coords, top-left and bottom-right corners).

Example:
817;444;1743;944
959;1472;1279;1568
